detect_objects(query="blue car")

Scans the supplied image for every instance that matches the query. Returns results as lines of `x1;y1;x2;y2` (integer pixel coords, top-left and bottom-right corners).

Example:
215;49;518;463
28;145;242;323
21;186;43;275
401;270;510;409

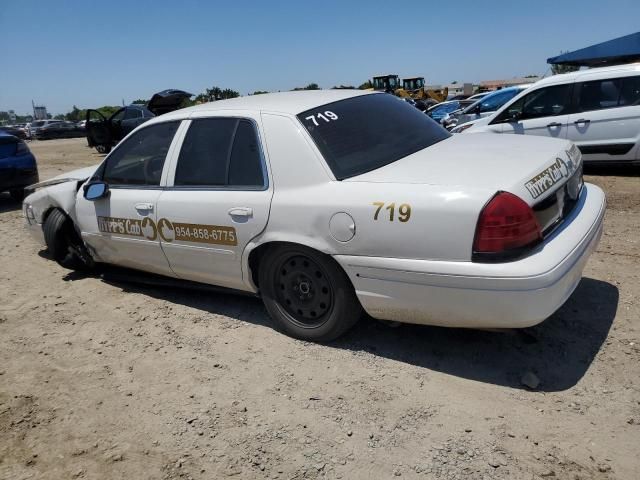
0;132;39;201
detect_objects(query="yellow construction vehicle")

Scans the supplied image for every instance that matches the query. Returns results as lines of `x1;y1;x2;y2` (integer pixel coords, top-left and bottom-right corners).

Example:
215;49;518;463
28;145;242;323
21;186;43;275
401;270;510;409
397;77;448;104
370;74;401;93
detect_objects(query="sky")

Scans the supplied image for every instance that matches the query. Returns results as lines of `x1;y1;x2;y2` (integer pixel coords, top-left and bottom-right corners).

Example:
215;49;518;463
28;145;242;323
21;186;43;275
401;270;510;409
1;0;639;115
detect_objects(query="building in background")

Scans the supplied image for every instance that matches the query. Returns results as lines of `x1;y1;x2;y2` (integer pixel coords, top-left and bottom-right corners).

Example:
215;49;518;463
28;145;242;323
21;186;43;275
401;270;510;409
478;76;540;92
32;101;48;120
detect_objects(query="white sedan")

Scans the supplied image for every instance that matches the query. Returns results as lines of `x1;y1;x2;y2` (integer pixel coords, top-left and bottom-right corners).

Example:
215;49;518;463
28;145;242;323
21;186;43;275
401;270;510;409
23;90;606;341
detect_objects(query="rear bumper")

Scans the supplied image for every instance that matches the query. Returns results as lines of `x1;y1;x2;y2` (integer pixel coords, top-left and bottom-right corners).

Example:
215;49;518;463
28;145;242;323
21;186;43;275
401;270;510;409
334;183;606;329
0;165;39;191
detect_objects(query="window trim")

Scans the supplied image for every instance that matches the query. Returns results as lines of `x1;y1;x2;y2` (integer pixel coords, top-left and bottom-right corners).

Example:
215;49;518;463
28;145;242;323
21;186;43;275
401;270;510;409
99;120;182;189
166;116;270;192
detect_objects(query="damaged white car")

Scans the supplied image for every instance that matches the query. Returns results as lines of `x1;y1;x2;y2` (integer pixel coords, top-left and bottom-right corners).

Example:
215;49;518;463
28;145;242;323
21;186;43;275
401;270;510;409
24;90;606;341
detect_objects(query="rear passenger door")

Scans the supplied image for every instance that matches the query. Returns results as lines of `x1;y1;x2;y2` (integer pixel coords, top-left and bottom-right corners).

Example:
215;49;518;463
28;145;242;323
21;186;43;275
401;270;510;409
498;84;573;138
567;75;640;162
157;115;272;290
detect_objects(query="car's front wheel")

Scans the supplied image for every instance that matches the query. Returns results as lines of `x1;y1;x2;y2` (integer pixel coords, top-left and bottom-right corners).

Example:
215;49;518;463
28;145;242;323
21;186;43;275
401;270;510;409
43;209;94;271
96;145;111;154
259;244;361;342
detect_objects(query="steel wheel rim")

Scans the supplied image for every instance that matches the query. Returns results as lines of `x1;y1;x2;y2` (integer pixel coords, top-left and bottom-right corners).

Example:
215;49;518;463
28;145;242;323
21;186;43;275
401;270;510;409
273;254;333;328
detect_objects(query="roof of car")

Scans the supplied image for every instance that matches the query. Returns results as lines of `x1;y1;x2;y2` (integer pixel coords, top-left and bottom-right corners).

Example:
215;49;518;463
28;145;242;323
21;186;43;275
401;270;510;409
533;62;640;87
159;89;374;121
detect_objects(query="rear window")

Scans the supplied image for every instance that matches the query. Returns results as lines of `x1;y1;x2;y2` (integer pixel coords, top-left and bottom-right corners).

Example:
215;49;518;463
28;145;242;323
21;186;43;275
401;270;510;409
297;94;450;179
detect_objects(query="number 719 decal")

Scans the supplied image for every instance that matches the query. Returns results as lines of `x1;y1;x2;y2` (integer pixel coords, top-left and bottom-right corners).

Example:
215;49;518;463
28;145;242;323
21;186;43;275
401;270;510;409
372;202;412;222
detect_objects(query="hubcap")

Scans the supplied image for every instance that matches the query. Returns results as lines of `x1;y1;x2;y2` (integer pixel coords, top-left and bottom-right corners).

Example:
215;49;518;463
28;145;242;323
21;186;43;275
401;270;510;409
274;254;333;328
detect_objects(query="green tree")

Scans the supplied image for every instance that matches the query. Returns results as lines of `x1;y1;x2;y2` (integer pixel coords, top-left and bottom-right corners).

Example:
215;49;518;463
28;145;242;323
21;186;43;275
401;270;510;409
53;114;65;120
550;52;580;75
65;105;82;122
331;85;356;89
220;88;240;99
252;90;269;95
292;83;320;91
358;80;373;89
131;98;148;105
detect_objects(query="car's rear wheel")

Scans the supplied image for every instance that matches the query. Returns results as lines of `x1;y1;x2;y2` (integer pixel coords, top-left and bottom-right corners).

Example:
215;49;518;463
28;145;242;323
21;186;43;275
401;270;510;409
9;189;25;202
259;244;361;342
43;209;94;271
96;145;111;154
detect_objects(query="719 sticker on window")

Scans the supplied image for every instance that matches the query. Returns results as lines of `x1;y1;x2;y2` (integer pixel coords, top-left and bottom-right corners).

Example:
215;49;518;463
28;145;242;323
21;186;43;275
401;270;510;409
305;111;339;126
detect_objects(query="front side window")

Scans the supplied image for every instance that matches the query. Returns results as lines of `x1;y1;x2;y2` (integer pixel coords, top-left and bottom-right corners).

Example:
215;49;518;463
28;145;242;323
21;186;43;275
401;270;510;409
501;85;572;121
102;121;179;186
174;118;265;188
298;93;450;180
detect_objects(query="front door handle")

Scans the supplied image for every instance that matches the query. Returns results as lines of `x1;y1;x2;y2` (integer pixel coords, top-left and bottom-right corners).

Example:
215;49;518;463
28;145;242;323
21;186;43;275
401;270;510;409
135;202;154;213
574;118;590;125
228;207;253;218
546;122;562;128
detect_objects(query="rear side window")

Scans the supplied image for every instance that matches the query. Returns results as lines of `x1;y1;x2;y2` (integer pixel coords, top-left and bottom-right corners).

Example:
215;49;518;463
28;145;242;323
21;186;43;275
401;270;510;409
174;118;265;188
124;108;143;120
576;78;625;112
298;94;449;180
102;121;179;186
619;76;640;106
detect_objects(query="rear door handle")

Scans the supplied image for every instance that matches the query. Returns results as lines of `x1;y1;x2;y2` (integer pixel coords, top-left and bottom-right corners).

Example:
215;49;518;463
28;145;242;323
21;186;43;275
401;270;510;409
228;207;253;218
546;122;562;128
574;118;590;125
135;202;154;213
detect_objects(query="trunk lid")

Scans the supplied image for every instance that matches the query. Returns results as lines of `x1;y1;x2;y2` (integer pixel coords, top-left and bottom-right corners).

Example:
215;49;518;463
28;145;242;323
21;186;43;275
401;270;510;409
345;133;582;206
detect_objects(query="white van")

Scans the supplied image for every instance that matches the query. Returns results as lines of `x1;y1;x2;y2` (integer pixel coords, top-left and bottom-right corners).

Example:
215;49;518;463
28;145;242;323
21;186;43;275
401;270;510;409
462;63;640;164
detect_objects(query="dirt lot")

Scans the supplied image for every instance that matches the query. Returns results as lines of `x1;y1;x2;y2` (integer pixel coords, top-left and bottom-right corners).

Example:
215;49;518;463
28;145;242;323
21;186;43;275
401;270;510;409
1;138;638;480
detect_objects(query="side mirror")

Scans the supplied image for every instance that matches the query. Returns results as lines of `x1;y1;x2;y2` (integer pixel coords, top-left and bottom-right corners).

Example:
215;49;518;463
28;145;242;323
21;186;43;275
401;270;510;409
83;181;109;201
507;110;522;122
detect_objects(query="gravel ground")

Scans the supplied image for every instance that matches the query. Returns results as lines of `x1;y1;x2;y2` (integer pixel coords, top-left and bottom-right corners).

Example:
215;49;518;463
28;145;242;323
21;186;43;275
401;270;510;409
1;138;638;480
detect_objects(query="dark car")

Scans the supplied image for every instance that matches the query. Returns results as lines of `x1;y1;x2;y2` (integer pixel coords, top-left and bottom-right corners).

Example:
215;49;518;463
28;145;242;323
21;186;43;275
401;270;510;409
0;125;28;140
426;99;476;124
0;132;39;201
35;121;85;140
86;89;192;153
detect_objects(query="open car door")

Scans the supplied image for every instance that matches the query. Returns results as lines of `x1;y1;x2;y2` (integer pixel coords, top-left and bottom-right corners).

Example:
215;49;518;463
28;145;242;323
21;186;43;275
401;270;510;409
147;89;193;115
86;109;117;154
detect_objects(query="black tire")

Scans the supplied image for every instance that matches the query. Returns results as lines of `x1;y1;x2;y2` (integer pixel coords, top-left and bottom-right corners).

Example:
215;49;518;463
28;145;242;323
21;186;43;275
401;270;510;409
259;244;362;342
96;145;111;154
43;209;94;271
9;189;25;202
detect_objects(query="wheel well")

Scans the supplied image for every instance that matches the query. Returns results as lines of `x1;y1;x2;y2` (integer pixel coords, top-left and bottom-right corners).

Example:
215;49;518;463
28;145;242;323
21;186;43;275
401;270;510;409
248;241;353;292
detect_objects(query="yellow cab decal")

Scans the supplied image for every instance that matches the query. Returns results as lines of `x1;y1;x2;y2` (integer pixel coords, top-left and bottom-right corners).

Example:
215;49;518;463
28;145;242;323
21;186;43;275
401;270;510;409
97;216;237;246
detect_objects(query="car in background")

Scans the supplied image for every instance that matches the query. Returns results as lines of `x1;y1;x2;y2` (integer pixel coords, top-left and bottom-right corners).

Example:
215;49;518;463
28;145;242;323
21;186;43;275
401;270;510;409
35;121;84;140
426;99;476;124
0;131;38;201
30;119;64;138
467;91;490;101
86;89;192;154
458;64;640;164
443;86;529;131
0;125;28;140
24;90;604;342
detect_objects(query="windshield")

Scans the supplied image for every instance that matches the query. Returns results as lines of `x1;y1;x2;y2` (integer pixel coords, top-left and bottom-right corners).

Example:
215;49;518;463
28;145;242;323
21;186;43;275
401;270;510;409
463;88;523;114
298;94;450;180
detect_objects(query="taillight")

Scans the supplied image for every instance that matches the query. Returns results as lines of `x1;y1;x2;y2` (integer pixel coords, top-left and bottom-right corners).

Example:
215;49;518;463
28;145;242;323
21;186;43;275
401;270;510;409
15;141;30;156
473;191;542;262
